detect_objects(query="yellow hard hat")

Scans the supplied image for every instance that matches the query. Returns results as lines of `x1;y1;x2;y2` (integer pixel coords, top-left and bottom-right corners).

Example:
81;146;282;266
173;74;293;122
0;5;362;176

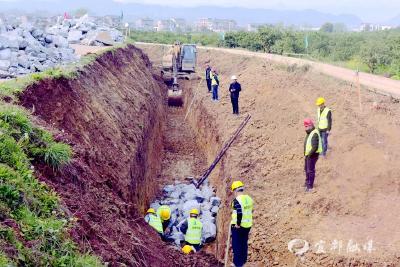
190;209;199;215
231;180;244;191
147;208;155;214
182;245;193;254
160;209;171;220
316;97;325;106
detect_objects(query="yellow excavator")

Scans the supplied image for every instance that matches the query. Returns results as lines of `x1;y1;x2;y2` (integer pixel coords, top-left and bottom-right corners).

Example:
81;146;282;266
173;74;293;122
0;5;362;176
161;42;197;106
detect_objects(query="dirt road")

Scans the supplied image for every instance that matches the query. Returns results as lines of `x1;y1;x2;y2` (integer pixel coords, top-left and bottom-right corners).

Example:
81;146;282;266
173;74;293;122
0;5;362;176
139;43;400;266
70;44;111;56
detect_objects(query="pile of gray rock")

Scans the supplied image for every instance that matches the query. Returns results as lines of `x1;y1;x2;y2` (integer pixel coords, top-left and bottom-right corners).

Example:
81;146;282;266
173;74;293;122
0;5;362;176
150;181;221;246
48;14;124;46
0;20;76;78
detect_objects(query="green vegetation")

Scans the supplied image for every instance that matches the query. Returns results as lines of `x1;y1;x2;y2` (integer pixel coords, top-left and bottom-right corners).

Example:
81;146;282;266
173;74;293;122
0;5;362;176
130;27;400;79
0;43;109;265
129;30;221;46
222;27;400;78
0;104;100;266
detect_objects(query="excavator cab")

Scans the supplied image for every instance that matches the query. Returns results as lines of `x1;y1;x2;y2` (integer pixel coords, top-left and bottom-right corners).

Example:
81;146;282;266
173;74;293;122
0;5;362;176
162;43;197;106
180;45;197;73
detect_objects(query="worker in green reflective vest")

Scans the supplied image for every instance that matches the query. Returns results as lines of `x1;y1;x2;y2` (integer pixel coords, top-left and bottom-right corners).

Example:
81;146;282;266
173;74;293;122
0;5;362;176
303;118;323;193
179;208;203;252
144;208;163;238
231;180;254;267
316;97;332;157
157;205;172;233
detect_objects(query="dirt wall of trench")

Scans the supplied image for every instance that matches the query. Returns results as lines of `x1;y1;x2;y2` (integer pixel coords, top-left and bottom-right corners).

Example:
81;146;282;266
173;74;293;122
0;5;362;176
182;81;234;261
17;45;221;267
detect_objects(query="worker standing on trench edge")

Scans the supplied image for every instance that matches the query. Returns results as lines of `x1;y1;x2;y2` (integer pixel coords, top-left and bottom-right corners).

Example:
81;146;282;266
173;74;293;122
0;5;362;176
156;205;172;233
211;69;220;101
178;208;203;252
144;208;164;238
316;97;332;157
229;75;241;115
303;118;323;192
230;181;254;267
205;64;212;93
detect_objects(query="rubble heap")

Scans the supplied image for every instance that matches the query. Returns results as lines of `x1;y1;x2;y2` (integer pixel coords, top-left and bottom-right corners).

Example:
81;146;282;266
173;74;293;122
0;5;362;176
48;14;124;47
150;181;221;246
0;20;76;78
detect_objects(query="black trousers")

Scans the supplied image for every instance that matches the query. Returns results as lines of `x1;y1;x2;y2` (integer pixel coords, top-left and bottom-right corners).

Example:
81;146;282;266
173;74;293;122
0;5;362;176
206;79;212;92
231;226;251;267
305;154;319;189
231;96;239;114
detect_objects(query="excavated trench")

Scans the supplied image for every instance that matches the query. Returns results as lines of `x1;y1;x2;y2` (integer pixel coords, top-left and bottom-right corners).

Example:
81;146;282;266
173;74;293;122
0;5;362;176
18;45;227;266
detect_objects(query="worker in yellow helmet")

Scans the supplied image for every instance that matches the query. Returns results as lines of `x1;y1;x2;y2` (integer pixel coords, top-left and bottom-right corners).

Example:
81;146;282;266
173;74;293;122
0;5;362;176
181;244;195;255
144;208;164;238
178;208;203;252
230;180;254;267
316;97;332;157
156;205;172;233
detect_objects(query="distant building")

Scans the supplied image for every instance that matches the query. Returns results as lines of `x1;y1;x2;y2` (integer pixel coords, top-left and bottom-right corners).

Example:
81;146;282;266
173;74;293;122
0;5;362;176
135;18;155;31
360;23;393;31
171;18;187;31
196;18;214;31
196;18;237;32
156;19;175;32
213;19;237;32
247;23;278;32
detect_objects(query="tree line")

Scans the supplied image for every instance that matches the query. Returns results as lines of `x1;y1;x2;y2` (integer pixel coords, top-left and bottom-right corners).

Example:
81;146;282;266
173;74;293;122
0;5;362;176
130;26;400;79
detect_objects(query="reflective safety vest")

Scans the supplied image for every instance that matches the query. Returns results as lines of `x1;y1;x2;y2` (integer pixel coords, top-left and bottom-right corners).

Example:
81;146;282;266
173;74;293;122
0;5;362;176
317;107;331;130
147;214;163;234
305;129;323;156
185;218;203;245
157;205;171;222
231;194;254;228
211;73;218;86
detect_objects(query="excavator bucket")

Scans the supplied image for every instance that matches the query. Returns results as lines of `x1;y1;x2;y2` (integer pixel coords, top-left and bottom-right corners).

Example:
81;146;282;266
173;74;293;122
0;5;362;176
168;84;183;106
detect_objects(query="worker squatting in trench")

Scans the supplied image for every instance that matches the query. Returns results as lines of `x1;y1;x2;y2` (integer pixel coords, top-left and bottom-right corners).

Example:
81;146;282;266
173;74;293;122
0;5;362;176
146;180;254;267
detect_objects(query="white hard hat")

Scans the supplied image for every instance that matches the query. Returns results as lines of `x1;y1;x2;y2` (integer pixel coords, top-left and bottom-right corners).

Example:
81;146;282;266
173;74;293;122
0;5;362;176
231;75;237;80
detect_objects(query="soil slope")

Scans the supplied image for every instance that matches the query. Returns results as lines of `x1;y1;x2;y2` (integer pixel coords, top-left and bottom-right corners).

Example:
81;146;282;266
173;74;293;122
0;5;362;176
19;45;221;267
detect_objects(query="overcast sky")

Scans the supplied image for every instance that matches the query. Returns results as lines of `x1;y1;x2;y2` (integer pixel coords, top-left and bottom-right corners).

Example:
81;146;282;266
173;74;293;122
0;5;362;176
0;0;399;22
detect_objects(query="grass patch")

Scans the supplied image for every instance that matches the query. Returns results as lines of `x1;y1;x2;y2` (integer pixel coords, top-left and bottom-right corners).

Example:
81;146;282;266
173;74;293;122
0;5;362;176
43;143;73;169
0;105;100;265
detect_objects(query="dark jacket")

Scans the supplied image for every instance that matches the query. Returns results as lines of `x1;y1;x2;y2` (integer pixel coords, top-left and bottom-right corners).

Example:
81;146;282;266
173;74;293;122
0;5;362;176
205;67;211;80
229;82;241;98
304;127;320;157
212;73;220;86
318;107;332;132
232;198;243;226
179;219;188;234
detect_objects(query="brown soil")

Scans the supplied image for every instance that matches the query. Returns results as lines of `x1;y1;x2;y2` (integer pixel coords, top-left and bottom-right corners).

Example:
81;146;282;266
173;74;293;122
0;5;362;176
19;44;221;267
138;44;400;267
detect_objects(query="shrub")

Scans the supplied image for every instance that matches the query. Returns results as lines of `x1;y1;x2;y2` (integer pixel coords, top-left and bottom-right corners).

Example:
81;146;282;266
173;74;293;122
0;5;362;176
0;135;30;171
0;251;13;267
0;107;32;136
44;143;73;169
